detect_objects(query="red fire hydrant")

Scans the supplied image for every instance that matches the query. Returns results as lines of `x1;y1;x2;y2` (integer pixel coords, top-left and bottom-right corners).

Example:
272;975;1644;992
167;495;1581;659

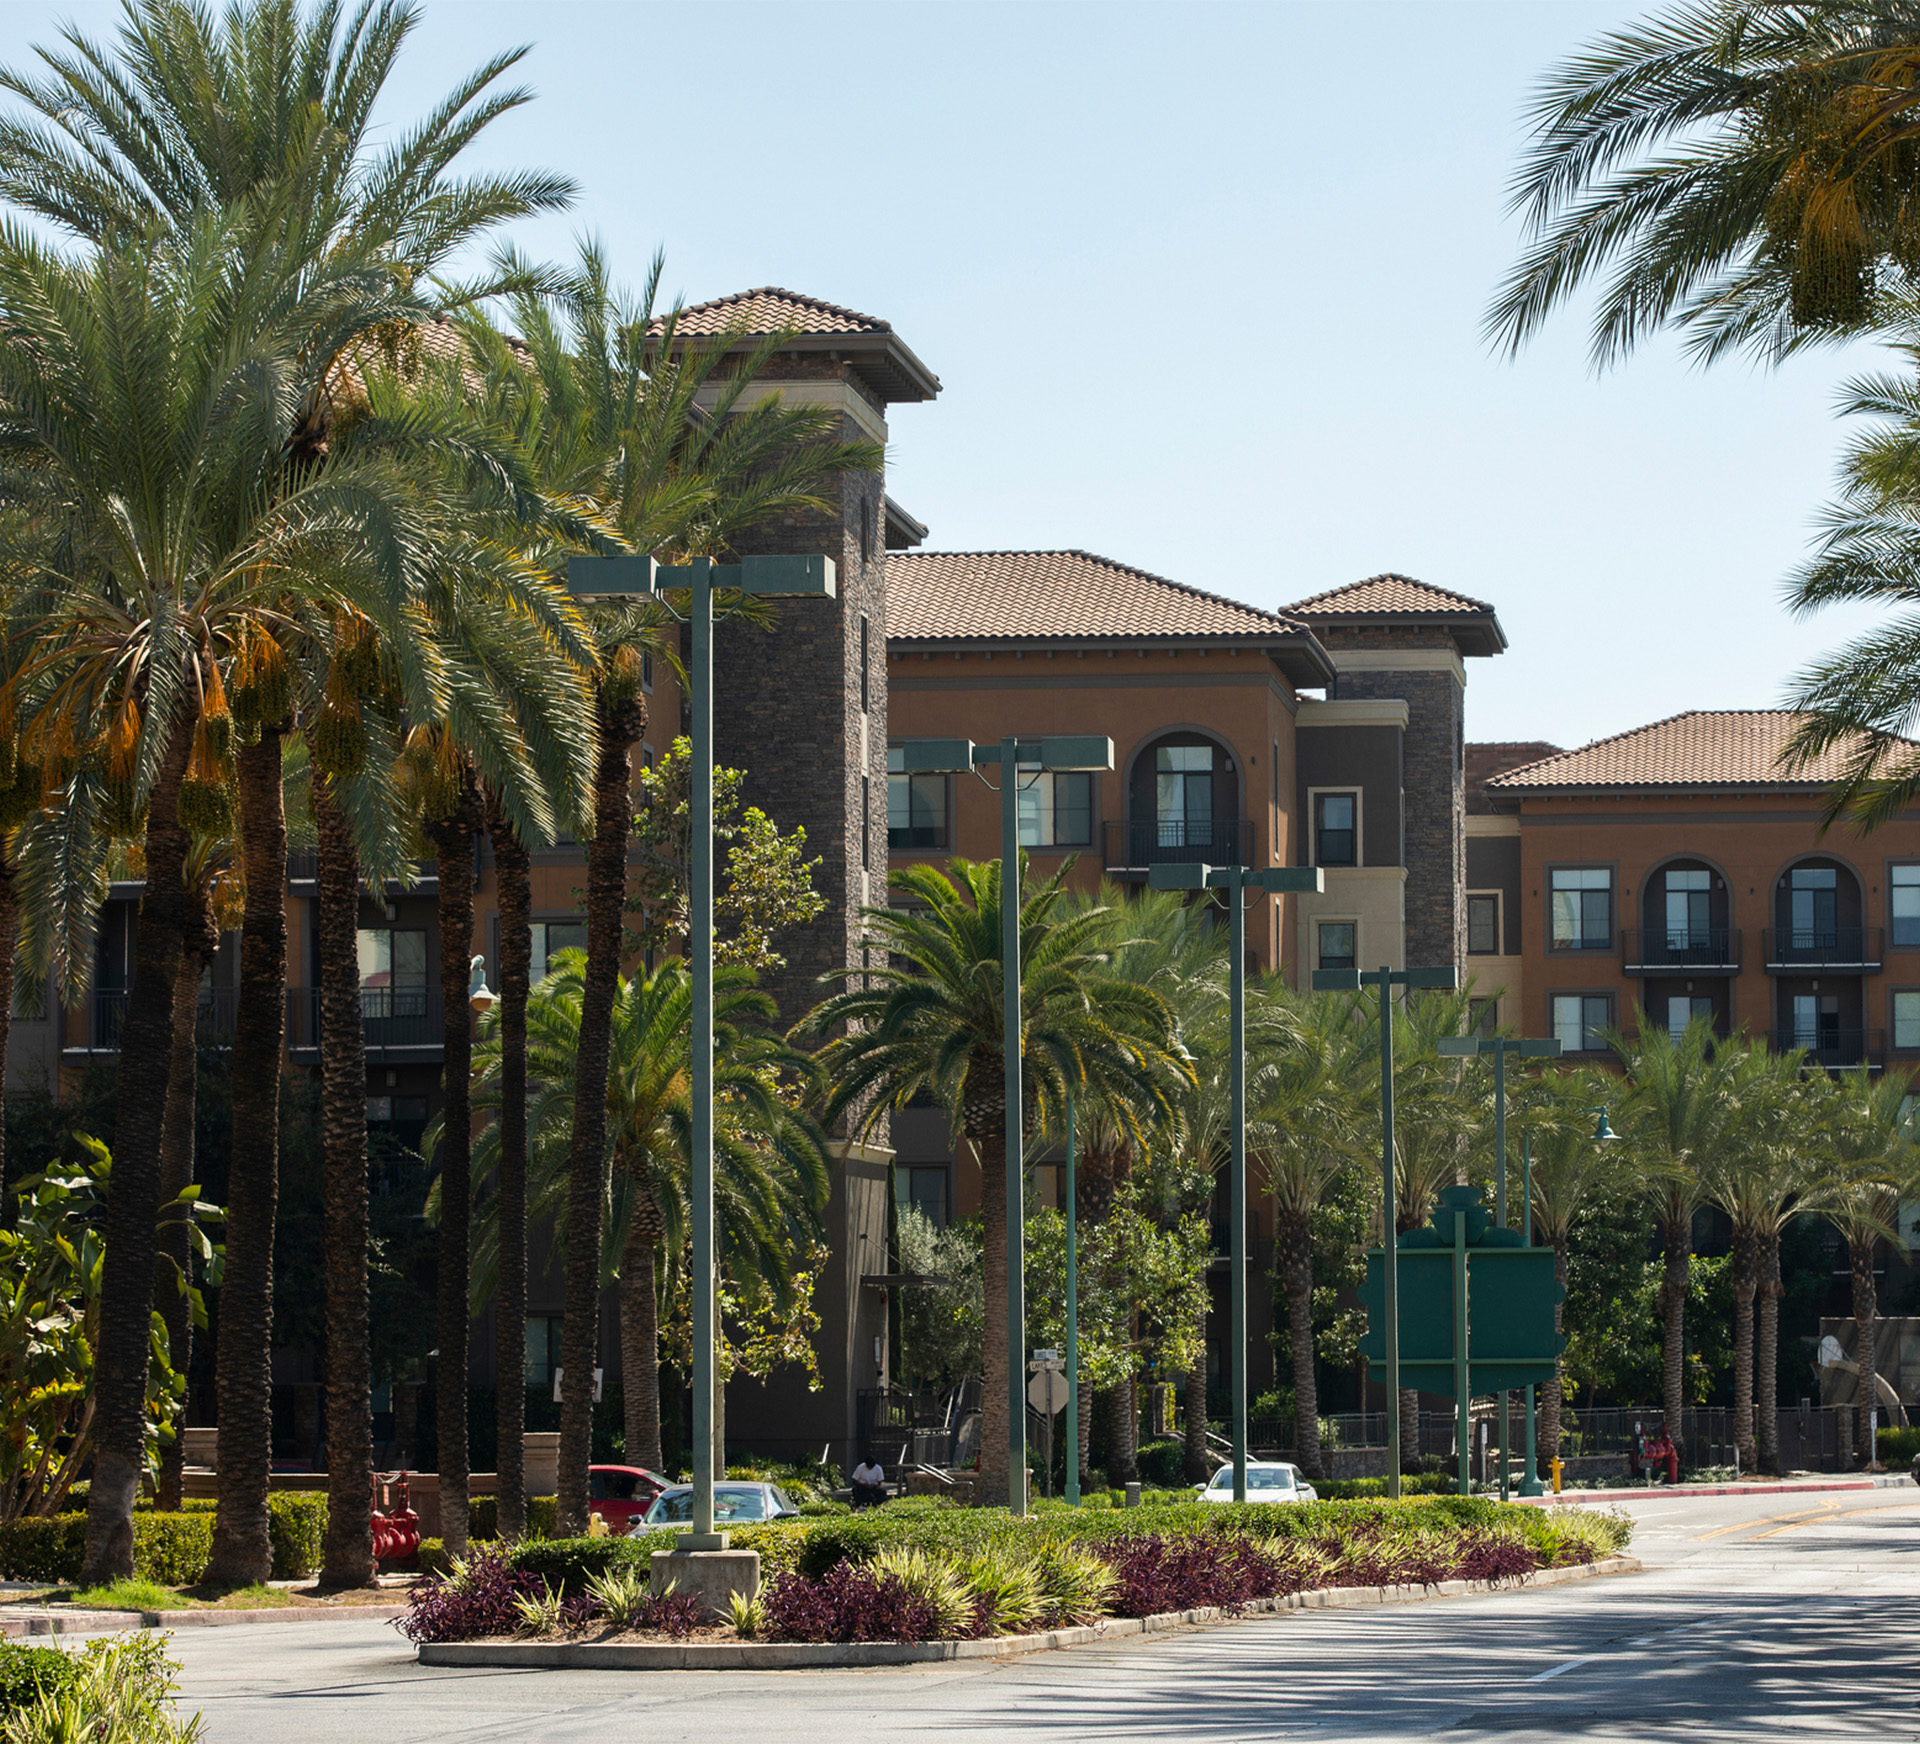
371;1471;421;1565
1644;1426;1680;1485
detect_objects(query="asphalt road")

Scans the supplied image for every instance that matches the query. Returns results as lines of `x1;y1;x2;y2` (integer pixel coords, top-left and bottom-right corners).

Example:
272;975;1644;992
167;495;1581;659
152;1484;1920;1742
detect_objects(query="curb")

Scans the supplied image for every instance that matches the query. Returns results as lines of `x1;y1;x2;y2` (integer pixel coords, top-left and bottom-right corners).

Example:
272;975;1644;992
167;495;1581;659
0;1603;405;1638
1518;1475;1913;1506
416;1555;1641;1672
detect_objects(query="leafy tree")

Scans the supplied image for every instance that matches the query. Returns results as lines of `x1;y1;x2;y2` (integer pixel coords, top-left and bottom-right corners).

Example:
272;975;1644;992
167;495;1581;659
627;737;827;971
895;1209;984;1392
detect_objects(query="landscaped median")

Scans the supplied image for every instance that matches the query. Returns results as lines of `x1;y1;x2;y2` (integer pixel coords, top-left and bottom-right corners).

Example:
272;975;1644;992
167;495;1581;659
402;1495;1636;1670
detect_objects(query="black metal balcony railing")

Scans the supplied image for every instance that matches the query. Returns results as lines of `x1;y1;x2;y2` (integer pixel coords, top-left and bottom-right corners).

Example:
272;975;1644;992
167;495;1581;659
77;984;446;1056
1104;818;1252;871
75;987;242;1054
1621;928;1741;973
1762;926;1883;970
1771;1027;1884;1068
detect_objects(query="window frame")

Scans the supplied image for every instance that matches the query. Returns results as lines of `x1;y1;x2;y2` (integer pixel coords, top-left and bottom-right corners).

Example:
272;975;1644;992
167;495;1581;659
1893;987;1920;1051
1549;990;1615;1054
1547;863;1615;954
1891;863;1920;949
1307;786;1362;869
1316;918;1359;973
1466;891;1501;956
1016;770;1096;851
886;744;952;853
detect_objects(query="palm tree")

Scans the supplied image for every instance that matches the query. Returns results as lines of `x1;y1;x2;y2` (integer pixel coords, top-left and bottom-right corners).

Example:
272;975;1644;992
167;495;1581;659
0;0;575;1585
1617;1013;1730;1441
1489;2;1920;368
459;957;829;1474
807;857;1187;1506
1253;982;1370;1483
1510;1068;1630;1470
1822;1067;1914;1465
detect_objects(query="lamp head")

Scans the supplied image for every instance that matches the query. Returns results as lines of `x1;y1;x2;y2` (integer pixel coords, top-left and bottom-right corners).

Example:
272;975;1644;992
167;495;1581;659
1582;1104;1620;1142
468;954;498;1015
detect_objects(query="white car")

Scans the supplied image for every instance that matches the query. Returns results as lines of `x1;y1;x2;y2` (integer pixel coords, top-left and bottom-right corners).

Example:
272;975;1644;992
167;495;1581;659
1196;1461;1317;1504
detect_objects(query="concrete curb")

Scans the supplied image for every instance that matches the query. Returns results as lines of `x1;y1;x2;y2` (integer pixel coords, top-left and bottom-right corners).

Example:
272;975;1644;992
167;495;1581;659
1518;1475;1913;1506
416;1555;1642;1672
0;1603;405;1638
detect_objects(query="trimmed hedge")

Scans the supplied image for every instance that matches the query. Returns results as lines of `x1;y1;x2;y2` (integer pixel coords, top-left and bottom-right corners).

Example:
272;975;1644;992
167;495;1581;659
0;1492;327;1586
0;1643;79;1714
466;1495;558;1542
1876;1425;1920;1466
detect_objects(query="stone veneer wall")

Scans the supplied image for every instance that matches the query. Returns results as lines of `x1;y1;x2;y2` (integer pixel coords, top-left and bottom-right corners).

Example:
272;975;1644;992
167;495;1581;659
1318;627;1467;974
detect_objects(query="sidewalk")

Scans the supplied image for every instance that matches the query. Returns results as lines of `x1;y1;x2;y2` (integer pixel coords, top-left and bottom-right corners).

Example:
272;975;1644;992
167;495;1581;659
1518;1472;1913;1506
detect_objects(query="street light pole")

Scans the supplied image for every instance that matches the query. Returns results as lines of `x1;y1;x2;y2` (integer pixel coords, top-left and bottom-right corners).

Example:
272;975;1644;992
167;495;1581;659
897;733;1113;1515
1313;962;1458;1500
568;550;835;1550
1149;860;1321;1501
1064;1097;1079;1507
1435;1032;1561;1501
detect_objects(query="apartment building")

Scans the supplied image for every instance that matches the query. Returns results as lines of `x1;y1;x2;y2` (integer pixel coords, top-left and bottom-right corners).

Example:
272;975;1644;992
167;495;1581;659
1473;711;1920;1066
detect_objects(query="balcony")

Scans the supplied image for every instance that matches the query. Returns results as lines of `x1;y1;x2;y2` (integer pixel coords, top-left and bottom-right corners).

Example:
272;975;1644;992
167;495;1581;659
1772;1027;1884;1070
1762;927;1882;972
68;987;241;1056
1104;818;1252;874
1621;928;1741;975
287;985;445;1059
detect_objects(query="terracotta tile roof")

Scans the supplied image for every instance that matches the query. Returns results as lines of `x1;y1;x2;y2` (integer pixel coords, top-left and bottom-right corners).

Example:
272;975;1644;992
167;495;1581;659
1466;741;1563;814
655;287;892;340
1288;573;1496;619
1484;711;1900;792
888;550;1304;643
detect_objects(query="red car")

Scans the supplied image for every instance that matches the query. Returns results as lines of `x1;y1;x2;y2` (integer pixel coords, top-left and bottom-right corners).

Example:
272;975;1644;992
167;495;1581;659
586;1464;671;1529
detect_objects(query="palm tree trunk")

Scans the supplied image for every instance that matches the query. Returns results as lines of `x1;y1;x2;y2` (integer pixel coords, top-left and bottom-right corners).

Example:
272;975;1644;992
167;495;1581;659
1277;1206;1322;1479
1399;1387;1421;1473
1852;1232;1880;1470
427;778;481;1557
619;1208;663;1471
1731;1226;1758;1472
487;791;531;1539
1106;1379;1138;1484
155;917;209;1515
82;710;195;1586
1076;1379;1093;1489
1660;1203;1690;1443
1757;1230;1781;1475
207;730;289;1588
1182;1347;1210;1484
315;777;373;1588
557;695;641;1535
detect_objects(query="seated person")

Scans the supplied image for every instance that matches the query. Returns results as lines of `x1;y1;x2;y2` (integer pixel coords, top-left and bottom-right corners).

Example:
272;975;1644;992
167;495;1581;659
850;1458;887;1508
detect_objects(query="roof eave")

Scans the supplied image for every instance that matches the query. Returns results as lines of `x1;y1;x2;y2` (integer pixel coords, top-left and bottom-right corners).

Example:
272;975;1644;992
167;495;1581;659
1303;611;1507;657
1486;779;1843;801
885;630;1335;685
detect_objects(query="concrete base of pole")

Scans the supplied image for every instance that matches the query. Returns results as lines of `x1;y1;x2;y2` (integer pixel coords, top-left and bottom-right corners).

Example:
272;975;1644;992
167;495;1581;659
1517;1477;1544;1497
653;1549;759;1617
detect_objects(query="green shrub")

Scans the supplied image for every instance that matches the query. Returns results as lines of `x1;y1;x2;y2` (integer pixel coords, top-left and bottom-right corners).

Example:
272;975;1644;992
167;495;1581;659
0;1494;322;1588
1877;1425;1920;1466
1133;1439;1188;1487
137;1514;214;1586
267;1492;327;1581
0;1644;77;1715
528;1496;557;1539
506;1536;648;1593
0;1631;198;1743
0;1517;86;1585
1313;1473;1453;1500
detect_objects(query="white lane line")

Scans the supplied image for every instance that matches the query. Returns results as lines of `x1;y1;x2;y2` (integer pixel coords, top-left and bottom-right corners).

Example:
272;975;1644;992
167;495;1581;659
1526;1655;1597;1684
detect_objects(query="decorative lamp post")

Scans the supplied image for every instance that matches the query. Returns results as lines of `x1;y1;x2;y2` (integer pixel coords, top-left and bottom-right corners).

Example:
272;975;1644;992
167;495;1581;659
1064;1097;1079;1506
1434;1032;1561;1499
1310;961;1459;1500
896;734;1115;1515
1147;860;1323;1502
467;955;499;1016
568;551;835;1550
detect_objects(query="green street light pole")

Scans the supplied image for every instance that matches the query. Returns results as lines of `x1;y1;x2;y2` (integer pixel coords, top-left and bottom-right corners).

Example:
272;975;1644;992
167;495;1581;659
898;733;1113;1515
569;550;834;1547
1064;1097;1079;1506
1435;1033;1561;1499
1312;961;1458;1500
1149;860;1322;1502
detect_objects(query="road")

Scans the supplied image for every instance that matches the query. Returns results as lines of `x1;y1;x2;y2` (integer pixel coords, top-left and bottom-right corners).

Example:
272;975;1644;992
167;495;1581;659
155;1484;1920;1742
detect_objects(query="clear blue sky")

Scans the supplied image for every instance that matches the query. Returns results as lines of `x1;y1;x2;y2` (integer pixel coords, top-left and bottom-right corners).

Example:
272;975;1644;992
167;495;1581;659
0;0;1893;750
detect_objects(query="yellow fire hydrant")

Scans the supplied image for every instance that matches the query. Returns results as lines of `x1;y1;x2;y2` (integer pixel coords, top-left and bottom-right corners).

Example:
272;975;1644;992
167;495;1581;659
1550;1457;1564;1495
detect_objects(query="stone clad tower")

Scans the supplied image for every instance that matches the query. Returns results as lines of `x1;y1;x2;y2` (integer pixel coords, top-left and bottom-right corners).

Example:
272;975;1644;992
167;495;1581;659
1285;576;1507;976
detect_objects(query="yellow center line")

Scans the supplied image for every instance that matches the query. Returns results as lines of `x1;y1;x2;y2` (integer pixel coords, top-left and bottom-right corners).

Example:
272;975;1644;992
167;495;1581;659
1748;1499;1920;1540
1691;1499;1843;1541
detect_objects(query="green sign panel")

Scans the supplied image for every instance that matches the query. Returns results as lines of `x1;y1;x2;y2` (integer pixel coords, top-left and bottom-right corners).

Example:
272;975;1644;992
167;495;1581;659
1357;1187;1563;1396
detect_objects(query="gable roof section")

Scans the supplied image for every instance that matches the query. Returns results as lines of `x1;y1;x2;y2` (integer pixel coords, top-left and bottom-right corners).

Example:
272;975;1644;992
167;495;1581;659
1286;573;1507;657
649;286;939;404
1484;710;1898;794
887;550;1333;685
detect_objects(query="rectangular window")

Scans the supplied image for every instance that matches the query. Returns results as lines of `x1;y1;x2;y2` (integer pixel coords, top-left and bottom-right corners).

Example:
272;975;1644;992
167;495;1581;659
524;1314;562;1385
887;747;948;850
1789;864;1839;947
1896;990;1920;1050
1314;792;1357;867
1666;995;1714;1040
859;616;870;713
1318;921;1357;971
894;1165;949;1227
1549;868;1612;951
1894;866;1920;948
641;649;653;693
356;928;427;1019
1470;997;1498;1038
531;920;587;983
862;776;871;872
1467;894;1499;955
1664;868;1711;948
1551;993;1612;1053
1017;771;1093;848
1271;741;1279;808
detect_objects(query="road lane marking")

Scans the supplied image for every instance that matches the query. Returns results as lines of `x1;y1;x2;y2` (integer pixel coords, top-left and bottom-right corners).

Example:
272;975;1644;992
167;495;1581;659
1749;1500;1920;1540
1692;1499;1843;1541
1525;1655;1597;1683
